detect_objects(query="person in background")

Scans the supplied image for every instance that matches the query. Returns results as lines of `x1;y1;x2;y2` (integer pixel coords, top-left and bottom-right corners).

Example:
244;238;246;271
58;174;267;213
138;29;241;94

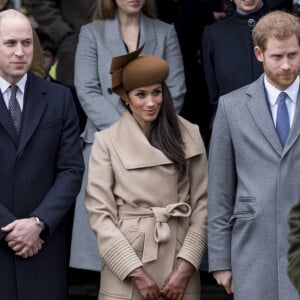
28;0;96;86
208;10;300;299
202;0;268;119
35;27;87;133
85;45;208;300
70;0;186;278
0;9;84;300
156;0;215;147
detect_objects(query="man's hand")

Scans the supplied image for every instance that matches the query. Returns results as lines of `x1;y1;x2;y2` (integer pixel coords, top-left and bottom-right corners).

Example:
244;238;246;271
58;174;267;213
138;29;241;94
128;267;160;300
1;217;44;258
161;258;195;300
213;270;234;294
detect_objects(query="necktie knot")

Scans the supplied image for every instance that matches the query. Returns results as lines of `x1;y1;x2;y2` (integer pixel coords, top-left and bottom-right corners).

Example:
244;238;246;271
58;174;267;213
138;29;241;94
8;84;22;135
277;91;288;103
276;91;290;147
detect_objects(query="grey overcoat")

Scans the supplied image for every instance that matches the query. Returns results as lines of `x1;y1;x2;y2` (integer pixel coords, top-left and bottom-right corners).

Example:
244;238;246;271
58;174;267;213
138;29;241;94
208;74;300;299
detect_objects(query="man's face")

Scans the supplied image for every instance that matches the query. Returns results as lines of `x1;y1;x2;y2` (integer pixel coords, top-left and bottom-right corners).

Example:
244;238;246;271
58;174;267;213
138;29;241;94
0;16;33;84
255;35;300;90
234;0;263;12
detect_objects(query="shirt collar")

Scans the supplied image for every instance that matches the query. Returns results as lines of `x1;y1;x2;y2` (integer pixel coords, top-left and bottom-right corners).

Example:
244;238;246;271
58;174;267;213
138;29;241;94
264;75;299;106
0;73;28;94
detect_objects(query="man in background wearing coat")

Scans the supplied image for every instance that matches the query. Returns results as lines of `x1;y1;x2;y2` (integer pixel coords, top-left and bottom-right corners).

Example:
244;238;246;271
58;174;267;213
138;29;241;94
29;0;96;86
0;9;84;300
208;10;300;299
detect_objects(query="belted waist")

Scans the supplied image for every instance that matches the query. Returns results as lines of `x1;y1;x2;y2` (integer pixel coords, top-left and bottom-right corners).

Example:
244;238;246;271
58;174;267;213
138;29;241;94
118;203;191;263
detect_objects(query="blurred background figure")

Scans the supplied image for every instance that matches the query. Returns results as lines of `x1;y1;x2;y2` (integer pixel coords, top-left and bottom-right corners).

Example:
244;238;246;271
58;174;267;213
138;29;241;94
202;0;268;121
156;0;215;147
27;0;96;86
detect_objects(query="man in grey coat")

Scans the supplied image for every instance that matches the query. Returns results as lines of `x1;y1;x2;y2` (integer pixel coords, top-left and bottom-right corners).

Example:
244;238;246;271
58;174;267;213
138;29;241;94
208;10;300;299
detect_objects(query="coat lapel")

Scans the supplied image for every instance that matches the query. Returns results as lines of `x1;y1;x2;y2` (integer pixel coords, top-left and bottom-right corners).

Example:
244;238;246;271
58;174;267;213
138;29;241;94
17;73;47;155
246;76;282;156
282;86;300;157
111;111;171;169
140;14;156;55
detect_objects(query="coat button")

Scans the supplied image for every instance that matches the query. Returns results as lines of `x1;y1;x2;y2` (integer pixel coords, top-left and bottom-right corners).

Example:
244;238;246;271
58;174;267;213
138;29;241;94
107;88;113;94
248;19;256;27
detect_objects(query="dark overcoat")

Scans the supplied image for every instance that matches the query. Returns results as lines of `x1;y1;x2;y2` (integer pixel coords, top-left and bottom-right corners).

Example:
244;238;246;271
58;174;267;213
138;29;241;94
0;72;84;300
202;6;268;114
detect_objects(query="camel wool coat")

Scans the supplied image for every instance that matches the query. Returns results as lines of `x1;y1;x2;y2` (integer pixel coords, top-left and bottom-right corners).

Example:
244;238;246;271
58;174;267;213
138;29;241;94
86;111;208;299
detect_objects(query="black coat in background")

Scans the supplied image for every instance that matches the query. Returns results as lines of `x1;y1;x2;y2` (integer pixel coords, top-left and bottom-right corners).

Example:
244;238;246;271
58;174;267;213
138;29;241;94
0;73;84;300
202;5;268;115
156;0;215;146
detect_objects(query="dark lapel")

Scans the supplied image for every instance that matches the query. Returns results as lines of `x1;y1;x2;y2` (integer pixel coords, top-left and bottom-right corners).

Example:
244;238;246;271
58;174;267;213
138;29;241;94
17;73;47;155
246;76;282;156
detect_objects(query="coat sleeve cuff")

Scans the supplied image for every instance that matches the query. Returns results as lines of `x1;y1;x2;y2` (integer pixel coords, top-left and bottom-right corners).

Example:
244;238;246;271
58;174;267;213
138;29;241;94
177;229;207;269
102;239;143;281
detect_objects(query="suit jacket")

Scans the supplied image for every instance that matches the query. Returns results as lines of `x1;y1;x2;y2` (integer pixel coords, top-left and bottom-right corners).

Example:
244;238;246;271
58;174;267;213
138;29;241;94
208;74;300;299
0;72;84;300
86;110;208;299
75;13;186;144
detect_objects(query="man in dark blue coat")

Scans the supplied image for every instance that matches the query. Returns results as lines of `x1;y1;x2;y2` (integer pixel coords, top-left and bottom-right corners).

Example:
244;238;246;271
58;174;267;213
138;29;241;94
0;9;84;300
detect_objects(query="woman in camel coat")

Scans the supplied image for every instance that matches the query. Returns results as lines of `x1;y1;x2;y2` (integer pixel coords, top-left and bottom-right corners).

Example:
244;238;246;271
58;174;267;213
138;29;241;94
85;47;208;299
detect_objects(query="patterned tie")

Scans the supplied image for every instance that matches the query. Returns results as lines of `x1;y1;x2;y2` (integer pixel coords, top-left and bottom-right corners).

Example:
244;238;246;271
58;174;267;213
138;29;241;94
8;85;22;135
276;92;290;146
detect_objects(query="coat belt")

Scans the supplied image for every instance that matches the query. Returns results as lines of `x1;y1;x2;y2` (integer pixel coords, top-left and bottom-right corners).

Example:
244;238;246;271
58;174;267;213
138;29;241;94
118;203;191;263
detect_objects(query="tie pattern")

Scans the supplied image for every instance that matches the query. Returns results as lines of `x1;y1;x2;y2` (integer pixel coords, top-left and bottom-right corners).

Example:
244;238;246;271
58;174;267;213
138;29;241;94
8;85;22;135
276;92;290;146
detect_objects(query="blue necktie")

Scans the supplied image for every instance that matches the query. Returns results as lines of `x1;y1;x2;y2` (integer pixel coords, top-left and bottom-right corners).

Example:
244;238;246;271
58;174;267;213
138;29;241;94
276;92;290;146
8;85;22;135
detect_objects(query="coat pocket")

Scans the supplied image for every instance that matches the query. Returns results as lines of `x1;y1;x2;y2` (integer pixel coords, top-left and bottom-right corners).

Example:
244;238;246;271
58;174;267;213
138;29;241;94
229;197;256;223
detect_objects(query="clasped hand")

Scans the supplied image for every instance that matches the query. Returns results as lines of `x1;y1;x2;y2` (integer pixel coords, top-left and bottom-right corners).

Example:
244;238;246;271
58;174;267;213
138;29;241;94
129;258;194;300
1;217;44;258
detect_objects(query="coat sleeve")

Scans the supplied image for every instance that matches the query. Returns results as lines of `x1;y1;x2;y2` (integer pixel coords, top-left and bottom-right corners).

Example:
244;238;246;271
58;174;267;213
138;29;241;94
0;205;16;240
85;132;143;280
176;131;208;269
74;25;121;131
288;199;300;294
163;24;186;114
208;96;236;272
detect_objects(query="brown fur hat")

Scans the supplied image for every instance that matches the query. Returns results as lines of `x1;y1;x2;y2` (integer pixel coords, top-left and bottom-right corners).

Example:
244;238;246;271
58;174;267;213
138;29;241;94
110;44;169;102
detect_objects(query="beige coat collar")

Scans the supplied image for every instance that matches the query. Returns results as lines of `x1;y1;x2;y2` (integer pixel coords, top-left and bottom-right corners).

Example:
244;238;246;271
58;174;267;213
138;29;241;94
110;111;203;169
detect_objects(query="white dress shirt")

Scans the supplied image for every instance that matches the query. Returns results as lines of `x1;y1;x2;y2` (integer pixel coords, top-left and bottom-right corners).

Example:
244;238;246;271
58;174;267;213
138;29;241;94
264;75;299;128
0;74;27;111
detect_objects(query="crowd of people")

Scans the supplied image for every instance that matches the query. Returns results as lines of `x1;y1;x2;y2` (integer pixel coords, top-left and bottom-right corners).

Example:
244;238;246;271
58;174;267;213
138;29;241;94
2;0;300;300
